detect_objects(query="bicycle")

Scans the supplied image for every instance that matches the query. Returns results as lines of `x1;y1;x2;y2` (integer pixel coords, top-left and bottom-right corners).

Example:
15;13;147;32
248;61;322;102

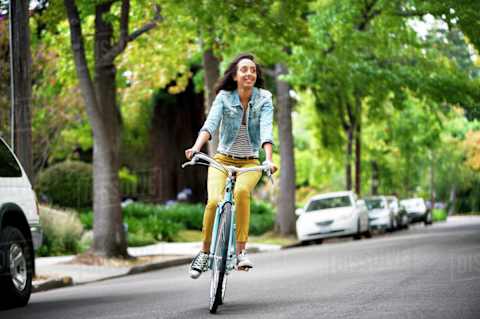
182;152;273;313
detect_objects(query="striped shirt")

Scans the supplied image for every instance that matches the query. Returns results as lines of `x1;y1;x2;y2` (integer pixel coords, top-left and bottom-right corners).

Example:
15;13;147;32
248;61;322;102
226;124;256;158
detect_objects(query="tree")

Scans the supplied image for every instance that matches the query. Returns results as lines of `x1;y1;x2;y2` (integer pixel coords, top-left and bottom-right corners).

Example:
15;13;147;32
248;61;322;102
223;0;309;235
292;0;480;197
169;0;309;235
63;0;161;258
9;0;33;183
149;70;207;204
172;0;273;154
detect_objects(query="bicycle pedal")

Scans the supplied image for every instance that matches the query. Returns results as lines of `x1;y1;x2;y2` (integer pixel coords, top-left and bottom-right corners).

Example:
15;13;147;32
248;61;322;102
237;265;252;272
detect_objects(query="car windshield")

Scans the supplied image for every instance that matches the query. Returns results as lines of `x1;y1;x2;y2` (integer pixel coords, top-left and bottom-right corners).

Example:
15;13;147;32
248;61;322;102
402;199;424;209
306;196;352;212
365;198;386;210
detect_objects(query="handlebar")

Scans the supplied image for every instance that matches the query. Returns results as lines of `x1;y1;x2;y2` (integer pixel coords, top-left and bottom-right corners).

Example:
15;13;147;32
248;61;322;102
182;152;274;184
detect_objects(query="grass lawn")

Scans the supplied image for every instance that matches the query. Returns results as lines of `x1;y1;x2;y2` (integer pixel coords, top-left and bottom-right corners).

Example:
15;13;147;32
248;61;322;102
249;231;298;246
174;229;203;242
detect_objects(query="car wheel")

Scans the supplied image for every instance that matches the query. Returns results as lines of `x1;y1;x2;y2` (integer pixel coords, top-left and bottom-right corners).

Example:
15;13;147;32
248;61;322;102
363;224;372;239
424;212;433;225
388;215;395;232
353;219;362;240
401;215;408;229
0;226;33;309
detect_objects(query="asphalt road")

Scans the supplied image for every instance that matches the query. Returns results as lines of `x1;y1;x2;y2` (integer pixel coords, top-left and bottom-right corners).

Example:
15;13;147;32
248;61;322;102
4;216;480;319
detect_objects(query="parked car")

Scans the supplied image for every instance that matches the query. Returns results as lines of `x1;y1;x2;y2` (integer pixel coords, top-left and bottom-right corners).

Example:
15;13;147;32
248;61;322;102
0;137;42;309
400;197;432;225
364;196;395;231
386;196;409;230
296;191;370;244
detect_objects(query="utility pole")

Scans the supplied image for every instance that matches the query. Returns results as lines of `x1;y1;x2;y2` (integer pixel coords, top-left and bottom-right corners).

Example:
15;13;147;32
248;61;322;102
9;0;33;182
8;0;14;149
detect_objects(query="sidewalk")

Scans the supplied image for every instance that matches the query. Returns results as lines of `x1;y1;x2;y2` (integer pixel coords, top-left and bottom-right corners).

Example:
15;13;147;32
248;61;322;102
33;242;281;293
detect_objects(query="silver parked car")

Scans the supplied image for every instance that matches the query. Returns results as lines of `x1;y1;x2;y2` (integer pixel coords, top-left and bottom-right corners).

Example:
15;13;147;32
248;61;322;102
400;197;432;225
365;196;409;231
296;191;370;244
365;196;395;231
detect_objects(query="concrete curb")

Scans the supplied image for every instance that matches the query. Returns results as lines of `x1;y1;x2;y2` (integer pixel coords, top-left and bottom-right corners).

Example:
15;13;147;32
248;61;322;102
32;256;192;294
33;276;73;293
281;242;304;249
128;257;192;275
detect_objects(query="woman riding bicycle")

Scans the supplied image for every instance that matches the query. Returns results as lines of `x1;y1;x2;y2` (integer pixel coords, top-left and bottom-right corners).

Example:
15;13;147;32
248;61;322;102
185;53;278;279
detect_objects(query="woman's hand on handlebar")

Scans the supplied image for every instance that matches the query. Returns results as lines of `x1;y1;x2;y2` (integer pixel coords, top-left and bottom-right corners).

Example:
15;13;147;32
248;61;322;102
263;160;278;174
185;147;200;160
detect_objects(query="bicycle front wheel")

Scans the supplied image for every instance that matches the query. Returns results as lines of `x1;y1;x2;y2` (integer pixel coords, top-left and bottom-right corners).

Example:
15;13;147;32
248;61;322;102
209;202;232;313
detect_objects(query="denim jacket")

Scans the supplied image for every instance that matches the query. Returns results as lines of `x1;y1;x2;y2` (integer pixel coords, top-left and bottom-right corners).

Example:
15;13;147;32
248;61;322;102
200;87;274;156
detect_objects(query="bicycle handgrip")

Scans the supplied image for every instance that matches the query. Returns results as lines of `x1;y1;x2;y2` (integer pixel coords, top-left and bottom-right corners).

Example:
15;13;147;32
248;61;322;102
182;161;194;168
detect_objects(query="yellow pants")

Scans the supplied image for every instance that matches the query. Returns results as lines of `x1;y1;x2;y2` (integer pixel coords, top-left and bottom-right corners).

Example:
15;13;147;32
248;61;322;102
202;154;262;243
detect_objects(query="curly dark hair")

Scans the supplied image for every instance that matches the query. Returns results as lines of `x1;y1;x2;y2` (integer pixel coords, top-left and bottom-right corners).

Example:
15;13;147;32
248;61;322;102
214;53;265;94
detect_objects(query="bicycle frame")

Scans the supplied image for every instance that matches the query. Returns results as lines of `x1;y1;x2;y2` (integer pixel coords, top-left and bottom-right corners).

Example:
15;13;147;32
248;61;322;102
208;173;238;273
182;152;273;313
182;152;272;274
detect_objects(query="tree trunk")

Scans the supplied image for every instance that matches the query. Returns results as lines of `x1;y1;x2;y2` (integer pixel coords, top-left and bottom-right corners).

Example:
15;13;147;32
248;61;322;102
345;125;353;191
202;48;220;155
448;185;456;215
150;74;207;204
150;92;180;203
354;95;362;196
65;0;127;258
371;160;379;195
10;0;33;183
274;63;296;235
65;0;160;257
429;150;435;212
90;2;127;257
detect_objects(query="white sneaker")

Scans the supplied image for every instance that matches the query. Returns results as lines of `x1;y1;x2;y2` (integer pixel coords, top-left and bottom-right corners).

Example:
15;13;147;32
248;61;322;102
237;251;253;269
189;251;209;279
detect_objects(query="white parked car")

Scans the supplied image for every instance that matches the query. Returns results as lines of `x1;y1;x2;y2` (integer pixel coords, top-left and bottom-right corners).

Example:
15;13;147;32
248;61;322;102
0;137;42;309
400;197;432;225
296;191;370;244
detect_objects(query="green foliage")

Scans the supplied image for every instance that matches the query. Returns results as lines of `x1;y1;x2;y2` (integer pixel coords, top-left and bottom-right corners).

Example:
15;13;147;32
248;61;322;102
79;210;93;230
37;206;84;257
249;200;275;236
432;209;448;222
78;200;275;245
119;167;139;198
36;161;140;208
36;161;93;209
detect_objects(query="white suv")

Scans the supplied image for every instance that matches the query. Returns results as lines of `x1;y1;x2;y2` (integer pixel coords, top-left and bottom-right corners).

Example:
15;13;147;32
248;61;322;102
0;136;42;309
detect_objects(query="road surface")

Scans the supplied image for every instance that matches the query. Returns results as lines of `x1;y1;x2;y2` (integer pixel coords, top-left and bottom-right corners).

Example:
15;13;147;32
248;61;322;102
4;216;480;319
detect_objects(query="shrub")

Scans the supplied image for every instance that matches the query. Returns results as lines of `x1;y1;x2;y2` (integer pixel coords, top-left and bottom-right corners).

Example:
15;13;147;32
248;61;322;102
119;167;139;198
36;161;140;209
77;201;275;246
36;161;93;208
37;205;84;256
123;203;204;230
79;210;93;230
249;200;275;235
79;205;186;246
432;209;448;222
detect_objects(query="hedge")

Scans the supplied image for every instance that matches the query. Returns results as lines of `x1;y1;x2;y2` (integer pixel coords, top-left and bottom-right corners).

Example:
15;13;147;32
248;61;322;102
36;161;93;208
79;200;275;245
36;161;138;208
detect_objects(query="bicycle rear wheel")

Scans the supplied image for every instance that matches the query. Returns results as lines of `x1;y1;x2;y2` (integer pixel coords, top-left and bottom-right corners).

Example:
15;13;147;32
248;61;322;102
209;202;232;313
